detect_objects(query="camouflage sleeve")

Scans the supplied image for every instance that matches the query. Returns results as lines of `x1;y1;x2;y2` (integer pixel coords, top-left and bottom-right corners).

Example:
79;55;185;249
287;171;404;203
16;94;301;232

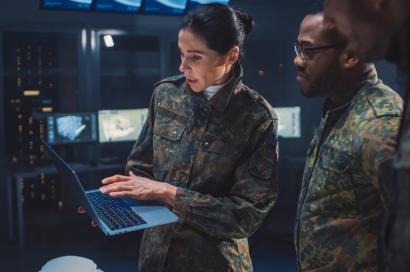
174;118;278;239
125;91;156;179
354;116;401;208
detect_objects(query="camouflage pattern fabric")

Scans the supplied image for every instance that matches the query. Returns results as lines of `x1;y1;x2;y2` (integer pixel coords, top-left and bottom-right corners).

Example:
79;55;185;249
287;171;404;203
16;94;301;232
126;64;279;272
295;71;403;272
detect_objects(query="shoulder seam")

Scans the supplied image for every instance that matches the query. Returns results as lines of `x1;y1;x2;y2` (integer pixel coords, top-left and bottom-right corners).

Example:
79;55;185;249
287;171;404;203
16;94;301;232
239;85;277;120
153;74;185;88
257;96;277;120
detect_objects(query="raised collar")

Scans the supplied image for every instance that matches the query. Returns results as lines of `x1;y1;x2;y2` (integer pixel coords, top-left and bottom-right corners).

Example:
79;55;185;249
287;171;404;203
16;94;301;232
184;63;244;113
322;68;379;117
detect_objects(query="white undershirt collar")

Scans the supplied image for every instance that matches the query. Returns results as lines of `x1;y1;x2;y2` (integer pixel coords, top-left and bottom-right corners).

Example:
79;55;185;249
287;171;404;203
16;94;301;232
203;76;234;100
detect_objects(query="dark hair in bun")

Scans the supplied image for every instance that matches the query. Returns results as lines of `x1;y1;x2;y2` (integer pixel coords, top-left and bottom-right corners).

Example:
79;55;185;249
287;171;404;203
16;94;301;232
180;3;254;56
235;8;254;35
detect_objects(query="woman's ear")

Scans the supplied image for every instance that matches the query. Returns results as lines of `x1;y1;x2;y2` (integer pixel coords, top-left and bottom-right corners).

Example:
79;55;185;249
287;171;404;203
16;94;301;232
227;46;240;65
340;50;359;69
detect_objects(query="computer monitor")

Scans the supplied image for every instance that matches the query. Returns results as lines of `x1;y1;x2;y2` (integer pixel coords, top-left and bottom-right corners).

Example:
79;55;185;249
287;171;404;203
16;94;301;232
98;108;149;143
46;113;98;144
143;0;188;15
41;0;93;10
186;0;230;10
95;0;142;13
272;107;301;138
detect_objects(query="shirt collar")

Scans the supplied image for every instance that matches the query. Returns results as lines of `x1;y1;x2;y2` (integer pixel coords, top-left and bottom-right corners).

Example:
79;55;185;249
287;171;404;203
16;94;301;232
203;76;234;100
322;68;379;116
184;63;244;112
209;63;243;112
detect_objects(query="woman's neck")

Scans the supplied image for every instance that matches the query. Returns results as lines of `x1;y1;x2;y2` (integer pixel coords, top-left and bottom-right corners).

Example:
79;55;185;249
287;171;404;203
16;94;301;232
213;65;234;86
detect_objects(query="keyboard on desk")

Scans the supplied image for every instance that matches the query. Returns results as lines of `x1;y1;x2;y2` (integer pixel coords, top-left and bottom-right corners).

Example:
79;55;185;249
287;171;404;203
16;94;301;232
87;191;146;230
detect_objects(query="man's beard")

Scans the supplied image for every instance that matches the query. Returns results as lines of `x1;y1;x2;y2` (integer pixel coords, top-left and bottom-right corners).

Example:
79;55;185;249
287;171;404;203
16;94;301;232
306;62;342;97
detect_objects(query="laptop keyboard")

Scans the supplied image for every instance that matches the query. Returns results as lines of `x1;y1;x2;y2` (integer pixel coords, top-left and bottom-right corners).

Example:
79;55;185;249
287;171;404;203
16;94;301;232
87;191;146;230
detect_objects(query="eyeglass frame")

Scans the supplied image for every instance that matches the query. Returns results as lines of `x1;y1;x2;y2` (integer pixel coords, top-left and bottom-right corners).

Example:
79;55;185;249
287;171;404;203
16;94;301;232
294;42;344;61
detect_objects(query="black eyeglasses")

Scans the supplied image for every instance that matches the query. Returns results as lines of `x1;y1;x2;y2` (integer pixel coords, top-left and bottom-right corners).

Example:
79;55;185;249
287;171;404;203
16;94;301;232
294;43;343;61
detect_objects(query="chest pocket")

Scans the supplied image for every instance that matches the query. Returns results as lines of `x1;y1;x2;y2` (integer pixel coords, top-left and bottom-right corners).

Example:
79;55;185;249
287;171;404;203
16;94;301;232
318;146;351;174
313;145;357;218
154;116;185;142
152;115;186;179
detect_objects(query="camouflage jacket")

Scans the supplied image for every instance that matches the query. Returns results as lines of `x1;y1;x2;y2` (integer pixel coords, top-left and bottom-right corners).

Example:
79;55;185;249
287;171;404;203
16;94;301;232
295;72;403;272
126;64;278;272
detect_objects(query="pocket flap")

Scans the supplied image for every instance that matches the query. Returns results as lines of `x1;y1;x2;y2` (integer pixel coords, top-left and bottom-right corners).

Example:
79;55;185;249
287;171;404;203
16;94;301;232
319;146;351;173
154;117;185;141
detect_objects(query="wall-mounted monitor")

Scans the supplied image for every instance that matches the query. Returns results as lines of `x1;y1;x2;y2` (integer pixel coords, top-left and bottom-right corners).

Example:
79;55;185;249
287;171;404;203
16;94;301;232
98;108;148;143
41;0;93;10
272;107;301;138
143;0;188;15
95;0;142;13
186;0;229;10
46;113;98;144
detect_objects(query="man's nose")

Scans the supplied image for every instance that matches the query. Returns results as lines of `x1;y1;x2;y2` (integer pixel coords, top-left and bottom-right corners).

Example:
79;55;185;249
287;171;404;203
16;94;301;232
293;55;305;68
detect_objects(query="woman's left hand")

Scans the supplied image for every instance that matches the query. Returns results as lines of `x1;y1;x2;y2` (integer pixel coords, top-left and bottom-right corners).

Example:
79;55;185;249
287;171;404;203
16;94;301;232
100;171;177;205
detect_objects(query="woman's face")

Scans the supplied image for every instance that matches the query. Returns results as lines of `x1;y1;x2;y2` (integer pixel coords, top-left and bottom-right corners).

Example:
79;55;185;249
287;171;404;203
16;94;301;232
178;29;238;92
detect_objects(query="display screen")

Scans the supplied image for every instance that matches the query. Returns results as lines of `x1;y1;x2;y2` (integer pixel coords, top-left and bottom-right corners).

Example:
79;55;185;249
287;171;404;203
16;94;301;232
47;113;98;144
41;0;93;10
186;0;229;10
95;0;142;12
272;107;301;138
143;0;188;15
98;108;149;143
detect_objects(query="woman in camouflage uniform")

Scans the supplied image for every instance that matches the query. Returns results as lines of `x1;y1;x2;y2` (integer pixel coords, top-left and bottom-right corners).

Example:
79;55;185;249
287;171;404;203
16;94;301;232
100;4;279;272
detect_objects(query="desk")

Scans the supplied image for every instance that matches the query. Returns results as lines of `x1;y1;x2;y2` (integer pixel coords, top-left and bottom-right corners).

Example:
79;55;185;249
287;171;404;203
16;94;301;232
6;162;123;248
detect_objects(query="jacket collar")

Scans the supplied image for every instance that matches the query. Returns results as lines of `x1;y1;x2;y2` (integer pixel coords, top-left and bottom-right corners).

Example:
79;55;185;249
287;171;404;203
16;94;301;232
184;63;244;113
322;68;379;116
348;68;380;108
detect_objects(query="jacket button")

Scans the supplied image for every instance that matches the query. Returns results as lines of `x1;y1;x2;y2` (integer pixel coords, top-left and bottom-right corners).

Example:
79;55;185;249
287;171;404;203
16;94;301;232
204;141;209;146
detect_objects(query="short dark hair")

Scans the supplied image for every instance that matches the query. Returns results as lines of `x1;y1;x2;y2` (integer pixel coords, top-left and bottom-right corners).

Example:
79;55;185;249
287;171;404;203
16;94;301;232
180;3;254;56
305;11;347;46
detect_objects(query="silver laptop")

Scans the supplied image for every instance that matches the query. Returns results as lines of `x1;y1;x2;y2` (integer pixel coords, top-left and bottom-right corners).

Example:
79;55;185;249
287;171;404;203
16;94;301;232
41;139;178;236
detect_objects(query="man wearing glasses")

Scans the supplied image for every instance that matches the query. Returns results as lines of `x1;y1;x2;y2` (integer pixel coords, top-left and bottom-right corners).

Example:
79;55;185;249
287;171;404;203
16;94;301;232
293;12;403;272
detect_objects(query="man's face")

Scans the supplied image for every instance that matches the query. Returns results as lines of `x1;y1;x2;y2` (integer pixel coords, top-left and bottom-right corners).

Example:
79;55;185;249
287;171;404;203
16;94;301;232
323;0;393;61
294;14;344;98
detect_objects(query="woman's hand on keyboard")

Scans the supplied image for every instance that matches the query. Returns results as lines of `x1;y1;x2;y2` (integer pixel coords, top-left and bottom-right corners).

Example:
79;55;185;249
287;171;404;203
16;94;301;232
99;171;177;206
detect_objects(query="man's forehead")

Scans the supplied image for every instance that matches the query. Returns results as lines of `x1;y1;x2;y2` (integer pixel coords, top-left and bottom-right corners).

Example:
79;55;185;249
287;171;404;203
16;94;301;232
324;0;358;15
303;13;324;26
298;15;327;43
